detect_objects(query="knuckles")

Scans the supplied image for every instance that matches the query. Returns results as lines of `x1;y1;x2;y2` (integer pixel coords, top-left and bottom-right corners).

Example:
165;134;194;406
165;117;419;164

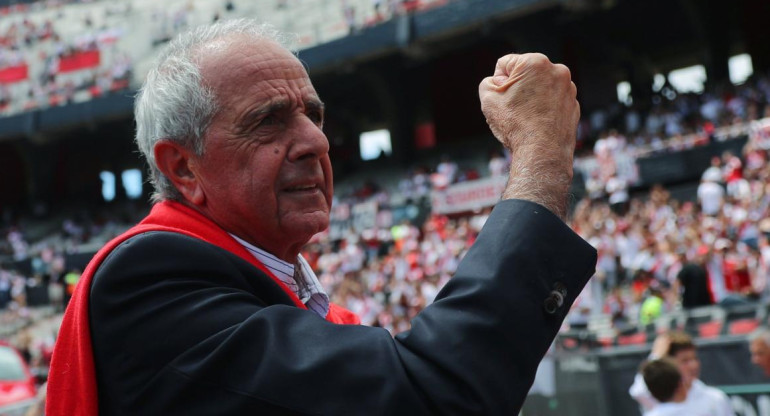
525;53;551;68
490;53;576;94
496;54;515;71
553;64;572;82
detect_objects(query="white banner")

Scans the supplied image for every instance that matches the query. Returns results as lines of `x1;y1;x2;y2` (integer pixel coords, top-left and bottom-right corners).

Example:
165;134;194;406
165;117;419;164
430;175;506;215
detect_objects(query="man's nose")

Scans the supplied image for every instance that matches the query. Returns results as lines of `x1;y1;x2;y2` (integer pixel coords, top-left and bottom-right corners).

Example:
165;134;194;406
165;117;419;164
288;116;329;162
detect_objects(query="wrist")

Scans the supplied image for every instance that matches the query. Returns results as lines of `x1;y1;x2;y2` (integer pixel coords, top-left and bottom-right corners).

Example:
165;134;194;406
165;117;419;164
502;165;571;220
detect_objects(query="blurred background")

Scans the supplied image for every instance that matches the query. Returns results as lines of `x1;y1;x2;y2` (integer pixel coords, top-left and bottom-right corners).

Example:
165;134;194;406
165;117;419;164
0;0;769;414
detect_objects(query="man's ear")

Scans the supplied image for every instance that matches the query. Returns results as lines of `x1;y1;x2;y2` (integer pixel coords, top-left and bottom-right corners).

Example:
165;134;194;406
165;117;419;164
153;140;205;205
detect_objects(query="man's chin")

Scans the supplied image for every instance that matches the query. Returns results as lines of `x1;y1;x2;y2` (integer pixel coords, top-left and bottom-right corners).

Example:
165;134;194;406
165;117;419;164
283;213;330;239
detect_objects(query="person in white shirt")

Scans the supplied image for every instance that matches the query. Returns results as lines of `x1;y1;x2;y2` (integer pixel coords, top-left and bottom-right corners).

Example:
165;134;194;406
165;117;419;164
701;157;723;183
697;177;724;216
606;175;629;215
641;358;689;416
629;331;734;416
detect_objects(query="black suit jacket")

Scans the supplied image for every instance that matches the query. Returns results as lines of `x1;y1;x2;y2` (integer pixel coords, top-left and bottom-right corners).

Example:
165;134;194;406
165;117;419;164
89;199;596;415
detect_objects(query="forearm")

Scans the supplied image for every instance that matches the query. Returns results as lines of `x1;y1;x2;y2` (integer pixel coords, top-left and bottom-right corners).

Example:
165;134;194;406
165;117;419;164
502;155;573;220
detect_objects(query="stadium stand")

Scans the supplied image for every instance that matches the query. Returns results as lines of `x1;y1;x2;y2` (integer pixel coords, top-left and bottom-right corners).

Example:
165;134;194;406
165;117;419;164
0;0;454;117
2;70;770;343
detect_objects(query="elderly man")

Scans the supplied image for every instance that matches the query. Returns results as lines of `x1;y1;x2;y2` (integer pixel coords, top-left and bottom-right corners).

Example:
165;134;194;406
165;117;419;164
749;326;770;376
47;19;595;415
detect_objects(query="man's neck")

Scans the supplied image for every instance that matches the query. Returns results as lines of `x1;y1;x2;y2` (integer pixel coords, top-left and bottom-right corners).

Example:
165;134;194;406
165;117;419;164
178;199;301;262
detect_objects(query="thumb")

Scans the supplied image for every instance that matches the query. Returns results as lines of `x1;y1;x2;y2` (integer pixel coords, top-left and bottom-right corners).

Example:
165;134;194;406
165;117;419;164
489;54;528;92
491;54;518;87
478;76;499;101
492;75;508;87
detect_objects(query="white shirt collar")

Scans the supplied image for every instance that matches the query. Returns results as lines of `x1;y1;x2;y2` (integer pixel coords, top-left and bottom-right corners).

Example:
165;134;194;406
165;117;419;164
229;234;330;317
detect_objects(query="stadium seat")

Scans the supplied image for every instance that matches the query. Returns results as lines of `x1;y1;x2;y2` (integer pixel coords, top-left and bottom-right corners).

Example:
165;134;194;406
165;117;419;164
697;320;723;338
402;0;421;12
597;337;615;348
617;332;647;345
728;318;759;335
683;306;723;337
562;337;579;349
720;304;760;336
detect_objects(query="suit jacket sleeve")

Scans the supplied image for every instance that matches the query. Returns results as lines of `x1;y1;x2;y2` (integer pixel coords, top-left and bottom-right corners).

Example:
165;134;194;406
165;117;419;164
89;199;596;415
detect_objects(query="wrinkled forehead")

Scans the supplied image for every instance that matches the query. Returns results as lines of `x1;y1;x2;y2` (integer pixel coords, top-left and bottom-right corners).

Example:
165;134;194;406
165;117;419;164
196;34;312;98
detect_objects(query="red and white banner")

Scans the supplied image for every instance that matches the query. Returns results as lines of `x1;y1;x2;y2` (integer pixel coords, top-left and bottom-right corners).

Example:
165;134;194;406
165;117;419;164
430;175;506;214
0;64;28;84
58;50;100;73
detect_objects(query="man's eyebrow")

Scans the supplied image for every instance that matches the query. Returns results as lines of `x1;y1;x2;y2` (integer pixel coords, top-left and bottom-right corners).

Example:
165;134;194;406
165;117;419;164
237;98;324;129
305;99;325;111
237;99;289;129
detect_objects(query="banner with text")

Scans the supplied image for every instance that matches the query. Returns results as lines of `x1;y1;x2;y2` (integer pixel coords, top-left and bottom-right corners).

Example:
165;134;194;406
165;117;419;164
430;175;506;215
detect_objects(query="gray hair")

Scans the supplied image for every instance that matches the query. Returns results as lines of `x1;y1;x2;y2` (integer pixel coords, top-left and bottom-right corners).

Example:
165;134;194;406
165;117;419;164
134;19;296;202
749;326;770;346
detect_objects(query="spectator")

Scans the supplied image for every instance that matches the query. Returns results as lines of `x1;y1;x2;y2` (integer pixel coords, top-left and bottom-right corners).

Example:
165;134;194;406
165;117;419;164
697;172;724;216
488;148;507;177
640;358;689;416
629;331;733;415
639;284;665;326
701;156;723;183
62;268;80;308
749;326;770;376
606;174;629;216
720;240;754;298
676;246;714;308
435;154;458;186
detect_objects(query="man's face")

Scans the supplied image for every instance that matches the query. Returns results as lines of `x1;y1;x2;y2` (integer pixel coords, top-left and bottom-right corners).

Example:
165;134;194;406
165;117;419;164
191;36;332;261
750;339;770;376
671;348;700;388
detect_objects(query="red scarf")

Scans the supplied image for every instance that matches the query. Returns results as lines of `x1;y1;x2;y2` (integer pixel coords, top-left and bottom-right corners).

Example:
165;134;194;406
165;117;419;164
46;201;359;416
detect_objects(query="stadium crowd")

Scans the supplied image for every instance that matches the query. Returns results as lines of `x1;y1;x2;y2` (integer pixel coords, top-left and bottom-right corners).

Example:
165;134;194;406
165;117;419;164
0;0;133;115
578;73;770;196
2;72;770;336
0;0;453;117
305;71;770;335
564;73;770;335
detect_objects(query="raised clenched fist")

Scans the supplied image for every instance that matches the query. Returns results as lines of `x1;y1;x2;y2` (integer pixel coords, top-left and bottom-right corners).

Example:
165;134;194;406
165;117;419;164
479;53;580;219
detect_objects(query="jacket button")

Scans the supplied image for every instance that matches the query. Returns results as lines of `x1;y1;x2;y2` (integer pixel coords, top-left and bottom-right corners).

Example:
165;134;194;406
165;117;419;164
543;282;567;314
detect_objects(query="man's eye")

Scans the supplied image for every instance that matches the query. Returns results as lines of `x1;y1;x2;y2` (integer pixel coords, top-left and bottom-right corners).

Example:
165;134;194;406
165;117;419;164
307;110;324;125
259;115;278;126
